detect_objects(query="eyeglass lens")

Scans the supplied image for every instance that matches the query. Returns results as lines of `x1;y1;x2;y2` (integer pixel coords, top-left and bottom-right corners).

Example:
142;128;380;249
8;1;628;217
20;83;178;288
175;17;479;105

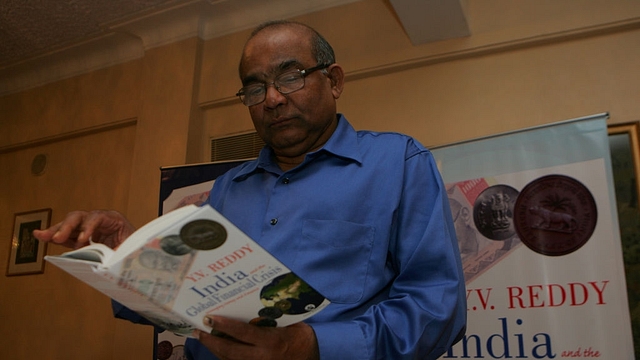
237;64;330;106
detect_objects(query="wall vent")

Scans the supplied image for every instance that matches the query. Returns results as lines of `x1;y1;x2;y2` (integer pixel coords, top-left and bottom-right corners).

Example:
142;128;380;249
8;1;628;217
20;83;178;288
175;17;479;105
210;132;265;162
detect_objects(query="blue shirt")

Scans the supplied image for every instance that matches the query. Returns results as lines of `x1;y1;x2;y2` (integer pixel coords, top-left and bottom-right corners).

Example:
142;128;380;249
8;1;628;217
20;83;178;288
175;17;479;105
116;114;466;359
192;114;465;359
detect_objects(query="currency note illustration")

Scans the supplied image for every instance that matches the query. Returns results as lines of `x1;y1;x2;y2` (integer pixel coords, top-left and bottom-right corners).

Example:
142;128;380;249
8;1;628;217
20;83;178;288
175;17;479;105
119;235;197;308
447;178;522;284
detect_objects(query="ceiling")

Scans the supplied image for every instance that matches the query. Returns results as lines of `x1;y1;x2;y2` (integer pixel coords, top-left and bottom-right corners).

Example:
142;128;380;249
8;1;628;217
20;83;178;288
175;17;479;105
0;0;469;95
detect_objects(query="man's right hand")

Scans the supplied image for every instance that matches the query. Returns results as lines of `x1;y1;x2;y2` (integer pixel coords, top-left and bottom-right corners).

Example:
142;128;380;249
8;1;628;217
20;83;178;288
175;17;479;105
33;210;136;250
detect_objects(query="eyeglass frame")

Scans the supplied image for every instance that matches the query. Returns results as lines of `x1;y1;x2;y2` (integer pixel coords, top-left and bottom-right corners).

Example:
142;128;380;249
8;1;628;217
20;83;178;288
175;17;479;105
235;63;333;106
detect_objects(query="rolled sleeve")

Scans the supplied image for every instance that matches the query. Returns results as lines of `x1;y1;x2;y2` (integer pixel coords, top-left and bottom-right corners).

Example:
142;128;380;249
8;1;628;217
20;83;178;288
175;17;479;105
311;321;370;360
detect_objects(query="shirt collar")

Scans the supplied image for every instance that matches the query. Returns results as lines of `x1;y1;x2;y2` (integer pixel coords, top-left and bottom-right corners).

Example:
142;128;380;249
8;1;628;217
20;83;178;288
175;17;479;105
233;113;362;180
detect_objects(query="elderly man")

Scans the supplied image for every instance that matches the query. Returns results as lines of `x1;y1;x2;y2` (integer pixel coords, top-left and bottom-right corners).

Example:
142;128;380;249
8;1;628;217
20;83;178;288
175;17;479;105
35;20;466;360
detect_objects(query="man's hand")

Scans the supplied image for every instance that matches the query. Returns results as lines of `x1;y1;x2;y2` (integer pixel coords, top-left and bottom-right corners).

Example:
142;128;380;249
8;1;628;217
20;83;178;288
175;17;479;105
194;316;320;360
33;210;136;250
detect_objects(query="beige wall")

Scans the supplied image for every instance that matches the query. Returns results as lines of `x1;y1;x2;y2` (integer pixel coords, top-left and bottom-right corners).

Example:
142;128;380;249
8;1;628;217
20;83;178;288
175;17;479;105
1;0;639;358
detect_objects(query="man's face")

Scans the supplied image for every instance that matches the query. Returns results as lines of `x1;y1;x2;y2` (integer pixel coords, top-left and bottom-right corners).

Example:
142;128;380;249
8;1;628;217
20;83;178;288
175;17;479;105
239;26;342;161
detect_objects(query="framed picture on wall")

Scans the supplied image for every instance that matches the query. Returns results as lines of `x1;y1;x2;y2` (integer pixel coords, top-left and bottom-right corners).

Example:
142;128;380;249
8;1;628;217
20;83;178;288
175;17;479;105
608;122;640;358
6;208;51;276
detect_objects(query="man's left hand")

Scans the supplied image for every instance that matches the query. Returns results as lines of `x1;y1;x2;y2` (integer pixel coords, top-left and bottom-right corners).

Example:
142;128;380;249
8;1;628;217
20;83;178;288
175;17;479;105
194;316;320;360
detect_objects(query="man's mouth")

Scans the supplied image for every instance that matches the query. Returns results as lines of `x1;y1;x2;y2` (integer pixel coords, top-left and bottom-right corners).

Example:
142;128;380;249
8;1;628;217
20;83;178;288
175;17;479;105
270;116;294;128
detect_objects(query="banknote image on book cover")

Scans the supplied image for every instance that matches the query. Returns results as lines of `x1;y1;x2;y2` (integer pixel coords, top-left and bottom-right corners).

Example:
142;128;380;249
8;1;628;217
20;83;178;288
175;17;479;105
116;215;326;335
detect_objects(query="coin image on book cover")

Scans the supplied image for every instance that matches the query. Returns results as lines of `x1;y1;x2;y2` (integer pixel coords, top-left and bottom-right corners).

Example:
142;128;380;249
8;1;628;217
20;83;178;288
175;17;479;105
160;234;193;256
249;316;278;327
180;219;227;250
473;184;520;240
258;306;284;319
259;273;325;315
513;174;597;256
274;299;292;312
138;249;182;272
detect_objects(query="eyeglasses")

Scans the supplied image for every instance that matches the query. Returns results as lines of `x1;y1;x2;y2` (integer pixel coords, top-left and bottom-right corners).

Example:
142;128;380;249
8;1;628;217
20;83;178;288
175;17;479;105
235;63;332;106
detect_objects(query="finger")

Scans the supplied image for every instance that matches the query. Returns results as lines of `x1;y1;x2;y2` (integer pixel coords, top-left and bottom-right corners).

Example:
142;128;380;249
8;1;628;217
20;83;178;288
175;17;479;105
194;329;255;360
33;211;88;247
32;222;63;242
53;211;92;246
83;210;135;248
81;211;111;242
206;316;264;344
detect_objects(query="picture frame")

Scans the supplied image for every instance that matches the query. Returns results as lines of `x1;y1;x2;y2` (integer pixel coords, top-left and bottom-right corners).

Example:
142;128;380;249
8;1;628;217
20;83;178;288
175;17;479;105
607;122;640;357
609;122;640;202
6;208;51;276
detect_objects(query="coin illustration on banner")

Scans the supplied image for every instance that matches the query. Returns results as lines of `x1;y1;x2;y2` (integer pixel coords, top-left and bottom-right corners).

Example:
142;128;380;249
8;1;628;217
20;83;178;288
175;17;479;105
473;184;520;240
180;219;227;250
514;174;597;256
156;340;173;360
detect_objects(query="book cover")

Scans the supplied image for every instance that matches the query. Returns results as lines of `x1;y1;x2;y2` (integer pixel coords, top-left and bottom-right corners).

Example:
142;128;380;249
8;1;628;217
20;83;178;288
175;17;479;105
45;204;329;336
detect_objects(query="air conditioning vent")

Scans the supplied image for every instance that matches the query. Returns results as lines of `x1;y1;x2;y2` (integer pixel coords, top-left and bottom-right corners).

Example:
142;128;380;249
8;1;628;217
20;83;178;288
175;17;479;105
210;132;265;162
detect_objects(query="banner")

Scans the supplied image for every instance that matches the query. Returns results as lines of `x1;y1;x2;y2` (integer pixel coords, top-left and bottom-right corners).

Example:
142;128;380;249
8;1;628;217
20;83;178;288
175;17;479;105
432;114;634;359
155;160;249;360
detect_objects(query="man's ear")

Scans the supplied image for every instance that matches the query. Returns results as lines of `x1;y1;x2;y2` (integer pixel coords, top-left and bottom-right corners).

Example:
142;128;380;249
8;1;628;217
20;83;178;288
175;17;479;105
326;64;345;99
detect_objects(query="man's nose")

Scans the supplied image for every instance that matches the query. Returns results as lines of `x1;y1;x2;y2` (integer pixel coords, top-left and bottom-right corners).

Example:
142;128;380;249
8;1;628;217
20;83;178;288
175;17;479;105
264;84;286;107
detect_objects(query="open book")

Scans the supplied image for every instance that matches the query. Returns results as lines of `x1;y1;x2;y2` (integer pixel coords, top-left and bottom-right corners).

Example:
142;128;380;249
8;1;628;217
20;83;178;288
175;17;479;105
45;204;329;336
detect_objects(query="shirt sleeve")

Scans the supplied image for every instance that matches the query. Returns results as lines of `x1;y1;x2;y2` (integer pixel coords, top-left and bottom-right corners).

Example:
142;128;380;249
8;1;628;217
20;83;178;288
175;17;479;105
310;148;466;360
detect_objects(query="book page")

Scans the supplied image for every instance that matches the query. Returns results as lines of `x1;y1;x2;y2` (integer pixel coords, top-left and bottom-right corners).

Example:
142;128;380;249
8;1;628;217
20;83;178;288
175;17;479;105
58;242;114;263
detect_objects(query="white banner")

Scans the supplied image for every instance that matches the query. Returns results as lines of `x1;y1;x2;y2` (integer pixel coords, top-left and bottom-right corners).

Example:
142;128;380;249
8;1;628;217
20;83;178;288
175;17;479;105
432;114;634;359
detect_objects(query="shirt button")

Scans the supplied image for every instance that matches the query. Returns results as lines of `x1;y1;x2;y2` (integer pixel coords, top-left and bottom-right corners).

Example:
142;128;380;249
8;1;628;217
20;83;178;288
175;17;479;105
282;178;290;184
270;218;278;225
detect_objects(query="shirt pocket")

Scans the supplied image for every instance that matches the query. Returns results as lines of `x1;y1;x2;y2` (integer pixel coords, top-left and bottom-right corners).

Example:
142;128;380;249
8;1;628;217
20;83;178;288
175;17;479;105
299;219;375;304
